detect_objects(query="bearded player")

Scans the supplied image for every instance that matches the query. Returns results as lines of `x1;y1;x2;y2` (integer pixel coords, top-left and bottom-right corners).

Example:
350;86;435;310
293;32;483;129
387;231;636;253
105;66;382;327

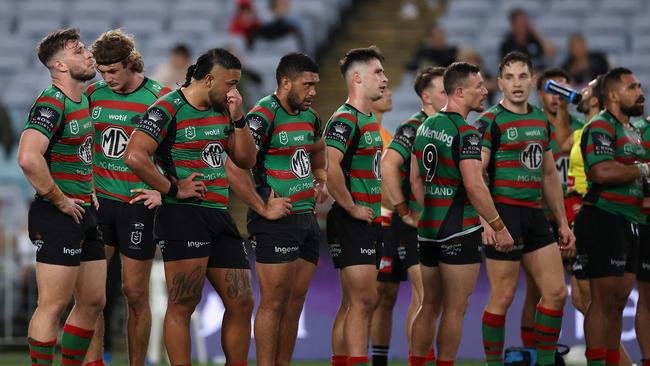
372;67;447;366
227;52;325;366
18;28;105;366
124;48;256;366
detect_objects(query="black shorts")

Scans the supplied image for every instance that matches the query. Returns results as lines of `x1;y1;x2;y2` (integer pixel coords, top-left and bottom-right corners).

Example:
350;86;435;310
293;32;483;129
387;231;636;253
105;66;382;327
574;205;638;278
327;204;381;269
570;256;588;280
637;223;650;282
484;203;556;261
419;229;483;266
97;197;156;260
154;204;249;269
248;212;320;265
28;198;105;266
377;215;419;282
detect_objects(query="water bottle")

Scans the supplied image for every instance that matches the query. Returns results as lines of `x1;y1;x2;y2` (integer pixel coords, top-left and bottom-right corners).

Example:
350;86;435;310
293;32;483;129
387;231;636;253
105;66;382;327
545;80;582;105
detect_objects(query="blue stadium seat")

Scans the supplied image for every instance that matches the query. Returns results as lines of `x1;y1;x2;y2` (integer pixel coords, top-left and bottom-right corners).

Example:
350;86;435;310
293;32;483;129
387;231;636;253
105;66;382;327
18;0;67;21
16;18;65;43
583;15;626;36
118;18;165;41
69;0;117;22
632;36;650;54
121;1;167;21
585;34;628;54
537;16;582;37
69;17;115;43
549;0;594;17
446;0;492;18
169;18;215;39
615;53;650;74
599;0;642;15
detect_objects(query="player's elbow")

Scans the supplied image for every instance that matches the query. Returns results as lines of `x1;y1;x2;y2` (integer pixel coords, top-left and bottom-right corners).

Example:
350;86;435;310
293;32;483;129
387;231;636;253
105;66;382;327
233;154;256;170
124;149;144;173
586;167;608;185
17;150;36;173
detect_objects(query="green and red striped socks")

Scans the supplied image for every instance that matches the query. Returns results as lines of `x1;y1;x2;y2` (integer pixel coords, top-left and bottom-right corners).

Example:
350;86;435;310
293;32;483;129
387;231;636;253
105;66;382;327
437;360;454;366
520;326;536;348
586;348;606;366
84;361;105;366
482;311;505;366
60;323;93;366
331;355;348;366
347;356;369;366
424;348;436;366
605;349;620;366
534;305;562;366
408;355;426;366
28;337;56;365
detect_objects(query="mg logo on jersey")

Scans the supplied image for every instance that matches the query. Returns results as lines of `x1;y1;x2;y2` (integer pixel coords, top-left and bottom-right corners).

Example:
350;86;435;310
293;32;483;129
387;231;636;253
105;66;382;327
70;120;79;135
279;131;289;145
185;126;196;140
520;142;544;170
373;150;382;180
201;142;225;168
507;127;518;140
291;148;311;178
91;106;102;119
78;135;94;164
102;127;129;159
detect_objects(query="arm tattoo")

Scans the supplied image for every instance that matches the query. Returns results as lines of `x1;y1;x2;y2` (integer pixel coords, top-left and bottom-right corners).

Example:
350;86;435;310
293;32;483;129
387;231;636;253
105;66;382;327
225;269;252;299
168;266;204;303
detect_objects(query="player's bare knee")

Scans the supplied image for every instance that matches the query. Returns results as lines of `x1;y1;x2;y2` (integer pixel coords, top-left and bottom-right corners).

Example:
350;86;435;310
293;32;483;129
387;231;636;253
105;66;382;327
38;299;69;318
123;284;148;310
78;294;106;315
544;283;568;305
571;292;589;314
167;292;202;312
490;287;516;310
227;292;254;315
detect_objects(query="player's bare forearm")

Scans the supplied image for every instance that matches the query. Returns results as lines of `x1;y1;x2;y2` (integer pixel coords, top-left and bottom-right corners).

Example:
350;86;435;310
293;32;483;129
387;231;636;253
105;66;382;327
225;159;266;215
460;159;500;221
554;106;572;153
17;130;56;194
327;148;355;210
310;138;327;173
543;159;568;227
228;126;256;169
382;149;406;207
409;154;424;208
124;132;171;194
588;160;644;185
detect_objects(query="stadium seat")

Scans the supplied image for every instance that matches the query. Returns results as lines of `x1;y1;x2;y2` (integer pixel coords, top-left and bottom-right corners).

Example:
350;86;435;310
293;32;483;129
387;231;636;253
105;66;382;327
253;36;300;54
69;0;117;22
498;0;543;18
583;15;626;36
599;0;642;15
446;0;492;18
18;0;67;22
439;17;483;39
537;16;582;37
632;36;650;54
615;53;650;74
69;17;115;43
121;1;167;21
585;34;628;54
16;18;65;42
549;0;594;17
118;18;165;41
170;18;215;39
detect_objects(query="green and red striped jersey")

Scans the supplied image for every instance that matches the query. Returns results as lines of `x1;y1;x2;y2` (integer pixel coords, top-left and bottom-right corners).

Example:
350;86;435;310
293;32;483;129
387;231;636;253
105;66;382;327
88;78;171;202
633;118;650;224
581;110;645;223
247;95;321;213
24;85;94;205
324;104;383;221
476;103;554;208
387;110;427;212
413;111;483;241
136;89;233;209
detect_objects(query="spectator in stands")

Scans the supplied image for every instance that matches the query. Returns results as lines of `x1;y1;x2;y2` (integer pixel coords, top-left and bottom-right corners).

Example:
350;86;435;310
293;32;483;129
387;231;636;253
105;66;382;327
561;33;609;86
456;47;497;105
229;0;261;48
150;43;192;89
499;8;556;70
0;101;14;158
406;23;458;71
255;0;305;50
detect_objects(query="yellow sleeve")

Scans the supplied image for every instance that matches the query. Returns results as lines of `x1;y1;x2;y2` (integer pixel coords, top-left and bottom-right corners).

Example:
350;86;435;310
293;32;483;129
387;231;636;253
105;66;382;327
568;128;587;195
